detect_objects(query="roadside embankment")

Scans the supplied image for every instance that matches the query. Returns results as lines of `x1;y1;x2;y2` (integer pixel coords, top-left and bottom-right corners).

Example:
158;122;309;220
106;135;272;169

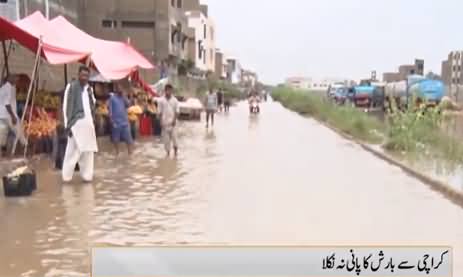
272;86;463;205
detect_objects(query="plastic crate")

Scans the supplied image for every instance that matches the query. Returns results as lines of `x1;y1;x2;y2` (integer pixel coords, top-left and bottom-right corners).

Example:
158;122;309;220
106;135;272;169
2;172;36;197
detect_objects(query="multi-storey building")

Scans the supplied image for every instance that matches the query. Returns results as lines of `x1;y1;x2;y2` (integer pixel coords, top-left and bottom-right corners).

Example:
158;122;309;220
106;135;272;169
382;59;424;82
215;49;227;79
1;0;214;85
226;58;241;84
441;51;463;86
241;70;257;88
185;9;216;74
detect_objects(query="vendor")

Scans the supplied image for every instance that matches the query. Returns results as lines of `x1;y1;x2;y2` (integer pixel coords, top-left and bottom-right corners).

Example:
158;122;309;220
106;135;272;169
146;98;161;136
127;98;143;140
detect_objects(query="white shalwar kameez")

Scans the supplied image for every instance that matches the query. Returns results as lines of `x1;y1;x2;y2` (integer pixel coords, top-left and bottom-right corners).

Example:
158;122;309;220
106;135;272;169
62;84;98;182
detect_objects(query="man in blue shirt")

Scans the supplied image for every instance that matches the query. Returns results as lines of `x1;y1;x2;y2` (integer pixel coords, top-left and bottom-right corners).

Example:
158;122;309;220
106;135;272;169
108;84;133;155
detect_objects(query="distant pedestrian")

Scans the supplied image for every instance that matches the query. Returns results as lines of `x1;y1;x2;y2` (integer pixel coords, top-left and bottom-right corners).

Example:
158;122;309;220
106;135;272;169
158;84;179;157
205;88;218;128
108;83;133;156
217;89;224;112
224;93;231;113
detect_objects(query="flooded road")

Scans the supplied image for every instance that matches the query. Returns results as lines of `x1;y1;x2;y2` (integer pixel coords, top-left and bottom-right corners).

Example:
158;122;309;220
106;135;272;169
1;100;463;277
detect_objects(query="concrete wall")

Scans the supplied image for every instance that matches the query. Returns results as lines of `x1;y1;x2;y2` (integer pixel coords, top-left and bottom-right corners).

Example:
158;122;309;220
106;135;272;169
1;0;81;90
185;9;215;73
383;72;401;82
215;51;224;78
205;17;216;72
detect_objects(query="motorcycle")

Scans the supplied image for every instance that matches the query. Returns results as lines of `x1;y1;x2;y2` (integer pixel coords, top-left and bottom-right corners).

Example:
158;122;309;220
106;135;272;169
249;101;260;114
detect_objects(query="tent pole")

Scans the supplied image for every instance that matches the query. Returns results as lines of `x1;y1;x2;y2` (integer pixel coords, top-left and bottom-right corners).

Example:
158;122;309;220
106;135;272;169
23;62;40;158
64;64;68;86
1;40;10;81
11;40;42;157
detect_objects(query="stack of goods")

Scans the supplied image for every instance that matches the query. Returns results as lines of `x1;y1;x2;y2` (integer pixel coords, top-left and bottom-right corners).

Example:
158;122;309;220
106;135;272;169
128;104;143;139
35;91;61;110
3;165;36;197
23;107;57;154
95;100;110;136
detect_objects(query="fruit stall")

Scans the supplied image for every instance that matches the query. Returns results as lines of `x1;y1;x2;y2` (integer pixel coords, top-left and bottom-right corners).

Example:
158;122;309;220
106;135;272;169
15;73;60;155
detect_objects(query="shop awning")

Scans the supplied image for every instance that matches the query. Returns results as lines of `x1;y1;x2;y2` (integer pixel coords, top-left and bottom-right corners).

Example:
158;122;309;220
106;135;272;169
49;16;154;80
0;12;88;64
0;11;155;80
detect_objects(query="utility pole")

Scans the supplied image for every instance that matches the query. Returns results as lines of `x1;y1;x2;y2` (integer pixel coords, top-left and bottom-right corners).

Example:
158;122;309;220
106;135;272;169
45;0;49;19
16;0;21;20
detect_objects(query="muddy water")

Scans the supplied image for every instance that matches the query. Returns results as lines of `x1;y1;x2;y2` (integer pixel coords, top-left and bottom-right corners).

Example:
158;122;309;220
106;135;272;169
1;100;463;277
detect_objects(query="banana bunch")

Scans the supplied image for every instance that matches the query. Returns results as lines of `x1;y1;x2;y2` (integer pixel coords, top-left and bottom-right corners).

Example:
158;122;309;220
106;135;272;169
97;102;109;115
35;91;60;109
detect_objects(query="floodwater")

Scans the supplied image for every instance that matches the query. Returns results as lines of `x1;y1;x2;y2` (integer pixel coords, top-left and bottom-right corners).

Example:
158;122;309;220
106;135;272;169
1;100;463;277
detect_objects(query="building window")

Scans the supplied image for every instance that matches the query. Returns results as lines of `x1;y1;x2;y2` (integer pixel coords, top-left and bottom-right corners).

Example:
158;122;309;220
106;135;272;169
171;0;175;7
203;24;207;39
210;49;213;62
102;19;117;28
198;41;202;59
210;27;214;41
121;21;155;29
0;0;8;3
177;0;182;8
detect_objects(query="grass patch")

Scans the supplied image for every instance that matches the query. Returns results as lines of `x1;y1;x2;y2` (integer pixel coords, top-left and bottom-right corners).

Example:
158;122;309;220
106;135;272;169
272;87;385;143
272;86;463;164
384;101;463;163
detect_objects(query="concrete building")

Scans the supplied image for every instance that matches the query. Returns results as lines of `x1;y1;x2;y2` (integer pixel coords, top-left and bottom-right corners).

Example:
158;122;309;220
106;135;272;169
215;49;227;79
441;60;450;85
382;72;401;82
185;9;215;73
382;59;424;82
442;51;463;86
285;77;344;90
0;0;82;90
241;70;258;88
226;58;241;84
285;77;311;90
1;0;80;23
80;0;195;72
1;0;215;84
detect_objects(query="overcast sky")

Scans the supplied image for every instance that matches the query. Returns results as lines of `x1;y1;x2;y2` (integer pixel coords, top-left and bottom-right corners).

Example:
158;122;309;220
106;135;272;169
203;0;462;85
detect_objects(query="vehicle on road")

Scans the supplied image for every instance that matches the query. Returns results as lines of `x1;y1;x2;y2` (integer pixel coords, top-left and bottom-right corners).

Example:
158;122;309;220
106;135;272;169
249;101;260;114
352;82;385;111
327;83;345;100
178;98;203;120
384;75;445;111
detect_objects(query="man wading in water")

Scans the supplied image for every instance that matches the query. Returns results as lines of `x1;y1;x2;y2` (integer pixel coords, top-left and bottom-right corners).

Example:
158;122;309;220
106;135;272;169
205;88;218;128
62;66;98;182
158;84;179;157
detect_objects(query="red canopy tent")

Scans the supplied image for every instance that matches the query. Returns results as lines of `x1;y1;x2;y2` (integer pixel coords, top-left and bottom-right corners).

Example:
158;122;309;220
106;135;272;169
49;15;154;80
0;11;156;156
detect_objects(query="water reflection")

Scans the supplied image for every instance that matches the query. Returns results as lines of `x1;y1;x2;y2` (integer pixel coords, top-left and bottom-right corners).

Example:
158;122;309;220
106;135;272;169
0;101;462;276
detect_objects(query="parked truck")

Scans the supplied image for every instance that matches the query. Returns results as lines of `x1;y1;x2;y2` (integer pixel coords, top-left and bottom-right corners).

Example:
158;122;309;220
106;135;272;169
352;81;385;110
384;75;445;111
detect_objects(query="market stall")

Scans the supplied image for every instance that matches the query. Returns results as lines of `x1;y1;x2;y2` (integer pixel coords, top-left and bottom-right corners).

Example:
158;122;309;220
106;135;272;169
0;11;155;159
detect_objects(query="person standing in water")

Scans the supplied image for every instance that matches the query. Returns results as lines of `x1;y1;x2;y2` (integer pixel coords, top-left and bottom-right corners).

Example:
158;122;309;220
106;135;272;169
62;66;98;182
205;88;218;128
108;83;133;156
158;84;179;157
217;89;224;112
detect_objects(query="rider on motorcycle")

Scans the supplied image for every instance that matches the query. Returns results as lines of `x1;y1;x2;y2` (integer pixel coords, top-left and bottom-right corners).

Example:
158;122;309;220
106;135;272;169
248;92;260;113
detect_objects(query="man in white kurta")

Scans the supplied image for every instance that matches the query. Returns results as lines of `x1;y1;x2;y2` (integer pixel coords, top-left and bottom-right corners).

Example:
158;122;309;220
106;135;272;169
62;67;98;182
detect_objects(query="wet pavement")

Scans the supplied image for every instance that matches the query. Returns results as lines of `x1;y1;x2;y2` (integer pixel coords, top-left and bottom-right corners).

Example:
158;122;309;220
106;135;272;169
1;100;463;277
